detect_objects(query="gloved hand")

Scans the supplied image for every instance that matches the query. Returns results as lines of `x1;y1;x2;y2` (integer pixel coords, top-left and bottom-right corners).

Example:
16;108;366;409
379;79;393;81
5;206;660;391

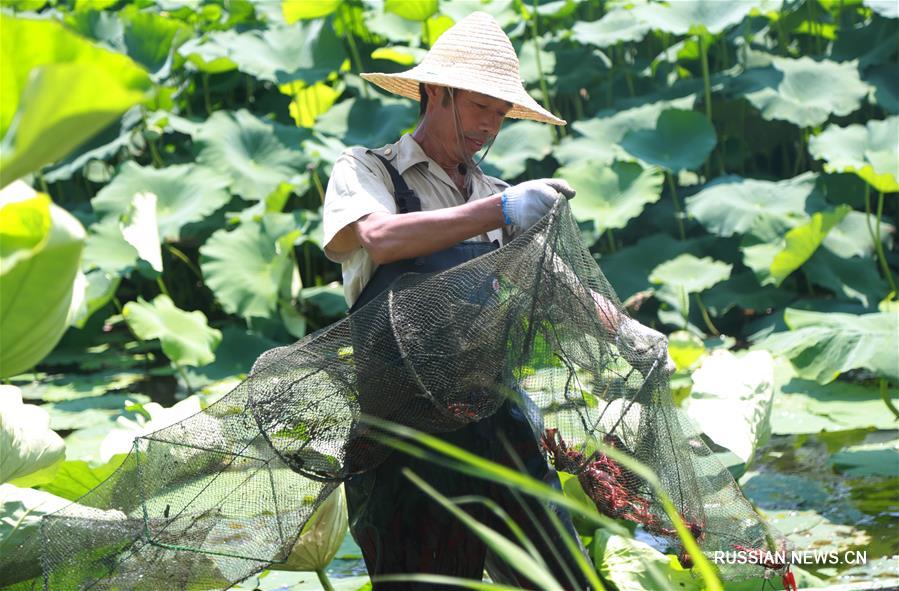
501;178;576;230
615;317;677;378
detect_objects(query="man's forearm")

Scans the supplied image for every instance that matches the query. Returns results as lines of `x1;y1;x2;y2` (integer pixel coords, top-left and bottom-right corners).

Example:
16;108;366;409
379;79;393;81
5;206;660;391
356;194;506;264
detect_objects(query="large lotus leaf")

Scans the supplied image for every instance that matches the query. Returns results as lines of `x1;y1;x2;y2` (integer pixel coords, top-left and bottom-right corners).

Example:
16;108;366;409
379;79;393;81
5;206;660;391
188;20;345;84
600;234;715;300
823;210;894;259
119;191;163;272
571;9;650;47
683;350;774;465
43;393;149;432
0;17;151;186
557;160;663;234
314;96;418;148
805;249;889;308
865;64;899;114
176;31;238;74
649;253;732;294
184;326;283;386
631;0;756;35
766;205;850;286
385;0;437;21
480;121;553;179
730;56;868;128
81;216;139;274
0;185;85;379
865;0;899;18
281;81;343;128
199;221;295;320
42;109;140;184
0;484;77;586
282;0;341;22
365;10;422;44
91;162;231;242
756;308;899;383
831;438;899;477
593;530;702;591
195;109;311;202
120;6;191;79
69;268;120;329
516;35;557;87
123;295;222;367
685;173;820;240
620;109;716;172
767;356;898;434
808;117;899;193
555;95;696;166
38;454;127;501
702;271;796;316
830;17;897;70
0;385;65;487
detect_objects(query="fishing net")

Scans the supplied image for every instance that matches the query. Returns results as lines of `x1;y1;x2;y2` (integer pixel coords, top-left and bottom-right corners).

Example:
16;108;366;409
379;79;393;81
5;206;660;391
35;199;789;590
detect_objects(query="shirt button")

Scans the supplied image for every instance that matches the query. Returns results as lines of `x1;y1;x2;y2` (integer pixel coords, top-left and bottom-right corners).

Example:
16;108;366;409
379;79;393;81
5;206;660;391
385;147;392;155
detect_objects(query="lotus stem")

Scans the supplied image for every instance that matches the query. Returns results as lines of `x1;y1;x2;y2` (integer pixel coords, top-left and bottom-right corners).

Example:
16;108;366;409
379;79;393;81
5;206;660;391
606;229;617;253
667;173;686;240
156;276;171;299
699;35;712;123
530;0;558;140
316;569;335;591
339;6;368;98
875;190;897;292
865;185;897;293
201;73;212;114
695;295;720;336
881;378;899;419
148;138;164;168
165;244;203;281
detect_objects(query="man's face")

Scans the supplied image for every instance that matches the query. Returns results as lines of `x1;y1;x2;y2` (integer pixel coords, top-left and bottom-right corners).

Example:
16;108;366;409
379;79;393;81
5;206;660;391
428;86;513;158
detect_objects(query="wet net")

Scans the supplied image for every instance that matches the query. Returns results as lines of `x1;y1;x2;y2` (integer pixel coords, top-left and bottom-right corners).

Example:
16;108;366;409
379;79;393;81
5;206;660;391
34;199;789;589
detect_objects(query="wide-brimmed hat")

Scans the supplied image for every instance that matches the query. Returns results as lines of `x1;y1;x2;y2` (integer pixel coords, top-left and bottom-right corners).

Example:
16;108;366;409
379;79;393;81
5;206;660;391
361;11;565;126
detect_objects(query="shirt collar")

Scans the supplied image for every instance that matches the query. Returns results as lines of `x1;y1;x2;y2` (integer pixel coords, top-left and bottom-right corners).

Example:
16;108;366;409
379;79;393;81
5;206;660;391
392;133;430;175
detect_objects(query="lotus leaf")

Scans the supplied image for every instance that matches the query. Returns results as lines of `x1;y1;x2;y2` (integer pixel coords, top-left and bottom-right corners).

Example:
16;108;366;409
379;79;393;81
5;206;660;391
685;173;820;240
282;0;341;22
199;220;295;320
571;9;650;48
631;0;756;35
556;96;696;166
195;109;311;201
809;116;899;193
730;56;868;128
0;385;65;486
757;308;899;383
557;160;663;234
314;96;418;148
0;17;151;185
122;295;222;367
806;249;889;308
481;120;553;179
92;161;231;241
385;0;438;22
620;109;716;171
0;184;85;379
649;253;733;294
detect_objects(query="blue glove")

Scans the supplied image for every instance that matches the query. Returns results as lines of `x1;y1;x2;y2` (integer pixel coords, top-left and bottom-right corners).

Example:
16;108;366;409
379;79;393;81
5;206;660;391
501;178;575;231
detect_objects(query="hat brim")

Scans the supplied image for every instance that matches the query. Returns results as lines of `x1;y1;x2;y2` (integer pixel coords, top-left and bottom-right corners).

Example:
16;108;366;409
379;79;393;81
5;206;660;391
361;70;566;126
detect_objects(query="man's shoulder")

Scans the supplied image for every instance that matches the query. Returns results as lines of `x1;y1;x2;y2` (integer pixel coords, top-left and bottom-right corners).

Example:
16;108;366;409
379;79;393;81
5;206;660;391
339;137;402;164
481;172;510;192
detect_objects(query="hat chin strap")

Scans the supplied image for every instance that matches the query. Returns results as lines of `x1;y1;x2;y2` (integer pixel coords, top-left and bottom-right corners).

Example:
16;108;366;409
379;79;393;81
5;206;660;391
447;88;497;194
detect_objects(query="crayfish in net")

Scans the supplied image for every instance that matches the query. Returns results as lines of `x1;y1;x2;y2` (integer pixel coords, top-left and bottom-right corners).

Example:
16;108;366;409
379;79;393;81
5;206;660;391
540;429;705;542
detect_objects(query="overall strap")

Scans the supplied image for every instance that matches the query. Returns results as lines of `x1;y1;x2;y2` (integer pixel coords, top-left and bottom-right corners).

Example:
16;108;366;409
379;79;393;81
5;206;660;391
368;151;422;214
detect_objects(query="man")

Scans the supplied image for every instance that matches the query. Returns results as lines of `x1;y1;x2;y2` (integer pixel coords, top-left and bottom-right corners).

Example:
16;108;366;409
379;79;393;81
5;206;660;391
322;11;670;589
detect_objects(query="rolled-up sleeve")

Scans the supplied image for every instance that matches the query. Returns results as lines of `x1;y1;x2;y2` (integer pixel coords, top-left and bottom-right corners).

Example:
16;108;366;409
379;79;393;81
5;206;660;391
322;150;396;263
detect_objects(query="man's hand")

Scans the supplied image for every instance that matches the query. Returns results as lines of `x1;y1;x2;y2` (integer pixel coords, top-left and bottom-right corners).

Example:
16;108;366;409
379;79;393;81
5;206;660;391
501;178;576;230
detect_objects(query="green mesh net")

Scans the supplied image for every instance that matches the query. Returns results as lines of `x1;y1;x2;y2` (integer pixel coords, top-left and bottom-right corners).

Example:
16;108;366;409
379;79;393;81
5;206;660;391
33;200;789;589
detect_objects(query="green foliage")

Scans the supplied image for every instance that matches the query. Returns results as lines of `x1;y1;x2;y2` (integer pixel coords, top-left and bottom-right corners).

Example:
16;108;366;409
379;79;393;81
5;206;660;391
0;185;85;379
123;295;222;367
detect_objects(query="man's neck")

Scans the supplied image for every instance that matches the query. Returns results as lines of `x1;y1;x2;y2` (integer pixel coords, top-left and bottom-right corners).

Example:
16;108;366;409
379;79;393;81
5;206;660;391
412;121;465;181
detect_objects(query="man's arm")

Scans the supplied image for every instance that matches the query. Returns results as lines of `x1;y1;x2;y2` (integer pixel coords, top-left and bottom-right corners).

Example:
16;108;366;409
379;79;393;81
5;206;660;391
327;194;506;265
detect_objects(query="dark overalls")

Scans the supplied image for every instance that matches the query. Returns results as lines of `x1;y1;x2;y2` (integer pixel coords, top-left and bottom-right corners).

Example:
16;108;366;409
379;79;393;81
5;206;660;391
344;153;590;590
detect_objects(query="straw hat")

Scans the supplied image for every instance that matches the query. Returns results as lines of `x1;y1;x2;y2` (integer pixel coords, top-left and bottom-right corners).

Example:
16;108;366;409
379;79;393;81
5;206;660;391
361;11;565;126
